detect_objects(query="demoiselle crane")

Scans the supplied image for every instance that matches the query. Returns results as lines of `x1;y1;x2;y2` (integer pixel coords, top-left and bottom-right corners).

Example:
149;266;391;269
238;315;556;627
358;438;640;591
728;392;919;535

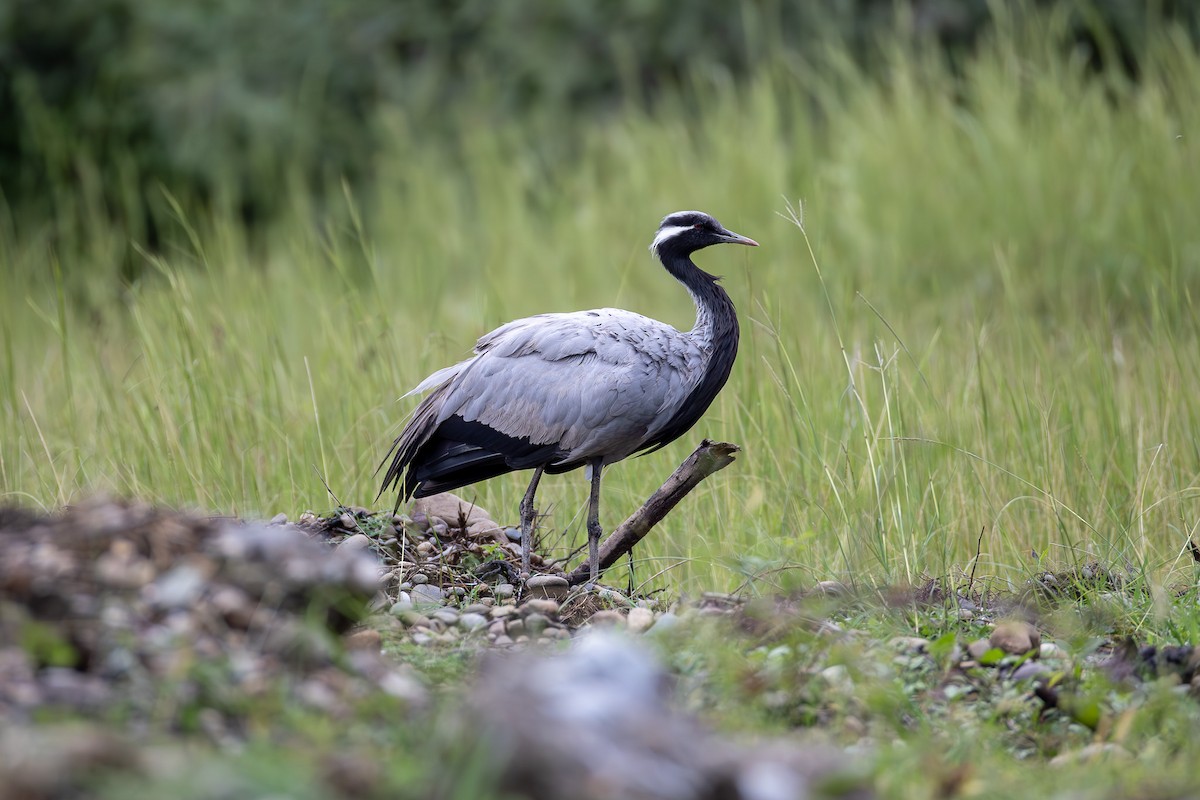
378;210;758;584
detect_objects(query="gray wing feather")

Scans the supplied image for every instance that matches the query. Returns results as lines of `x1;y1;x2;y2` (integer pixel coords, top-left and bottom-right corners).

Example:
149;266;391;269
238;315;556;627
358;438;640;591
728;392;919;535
407;309;705;465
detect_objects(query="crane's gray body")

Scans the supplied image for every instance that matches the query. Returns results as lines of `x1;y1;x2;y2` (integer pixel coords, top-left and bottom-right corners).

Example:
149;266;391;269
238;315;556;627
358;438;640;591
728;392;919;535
408;305;711;471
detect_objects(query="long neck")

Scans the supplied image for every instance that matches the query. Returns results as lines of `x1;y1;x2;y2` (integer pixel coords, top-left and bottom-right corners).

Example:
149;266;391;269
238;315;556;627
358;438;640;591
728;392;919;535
640;247;740;452
659;249;739;354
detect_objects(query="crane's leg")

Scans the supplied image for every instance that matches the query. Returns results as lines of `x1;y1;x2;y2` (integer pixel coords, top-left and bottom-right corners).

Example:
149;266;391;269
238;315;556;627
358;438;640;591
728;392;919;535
519;466;545;576
586;458;604;585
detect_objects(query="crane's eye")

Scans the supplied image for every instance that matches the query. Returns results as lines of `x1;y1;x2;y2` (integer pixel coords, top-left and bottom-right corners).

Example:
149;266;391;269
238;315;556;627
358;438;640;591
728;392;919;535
693;223;704;230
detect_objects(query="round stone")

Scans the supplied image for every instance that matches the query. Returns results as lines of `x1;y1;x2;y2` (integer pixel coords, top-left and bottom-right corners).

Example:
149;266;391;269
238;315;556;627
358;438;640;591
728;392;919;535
990;621;1040;656
525;575;569;600
626;607;655;634
458;613;488;632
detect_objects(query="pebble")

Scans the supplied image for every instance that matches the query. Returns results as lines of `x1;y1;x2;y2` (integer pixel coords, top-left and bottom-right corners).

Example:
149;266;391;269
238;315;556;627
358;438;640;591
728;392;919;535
587;610;625;627
462;603;491;616
967;638;994;661
494;583;515;599
394;610;432;628
525;575;569;600
504;527;522;542
345;629;382;652
596;588;629;604
1040;642;1066;659
958;609;975;622
148;564;208;610
626;607;655;634
990;621;1041;656
431;608;460;625
335;534;372;554
411;573;429;585
506;619;526;638
523;613;551;636
410;584;445;607
389;599;414;616
491;605;518;618
488;620;507;637
458;613;489;633
522;598;560;616
270;513;288;525
1010;661;1051;682
339;513;356;529
816;580;848;596
416;542;435;556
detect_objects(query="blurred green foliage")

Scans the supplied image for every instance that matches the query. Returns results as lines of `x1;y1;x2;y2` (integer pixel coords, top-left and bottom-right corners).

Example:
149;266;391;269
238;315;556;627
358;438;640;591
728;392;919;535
1;0;1197;251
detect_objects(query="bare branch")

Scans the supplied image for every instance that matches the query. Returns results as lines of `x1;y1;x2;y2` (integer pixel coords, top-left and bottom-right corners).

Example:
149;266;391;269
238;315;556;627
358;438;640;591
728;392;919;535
566;440;740;586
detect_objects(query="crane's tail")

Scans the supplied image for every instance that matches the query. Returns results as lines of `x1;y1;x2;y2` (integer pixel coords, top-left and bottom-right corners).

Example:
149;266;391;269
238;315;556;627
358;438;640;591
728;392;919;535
375;382;453;513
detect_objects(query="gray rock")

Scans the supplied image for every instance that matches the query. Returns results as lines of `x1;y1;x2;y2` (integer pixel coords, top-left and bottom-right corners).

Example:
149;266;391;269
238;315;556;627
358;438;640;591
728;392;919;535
494;583;515;599
336;534;372;554
626;607;655;634
147;564;208;610
522;598;560;616
414;493;495;530
270;512;288;525
1011;661;1052;682
504;527;522;542
526;575;569;600
815;580;848;596
523;613;551;636
462;603;491;616
459;613;489;632
410;584;445;608
411;573;429;585
432;608;461;625
990;620;1040;656
967;638;993;661
587;610;626;628
339;513;356;529
467;520;504;541
389;599;414;616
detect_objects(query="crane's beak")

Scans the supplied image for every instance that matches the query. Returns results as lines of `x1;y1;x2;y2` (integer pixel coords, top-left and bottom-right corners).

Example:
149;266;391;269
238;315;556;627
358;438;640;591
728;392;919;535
721;229;759;247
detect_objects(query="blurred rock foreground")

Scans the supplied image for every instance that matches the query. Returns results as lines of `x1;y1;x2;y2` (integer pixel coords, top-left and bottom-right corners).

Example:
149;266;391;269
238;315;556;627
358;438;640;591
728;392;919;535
0;497;873;799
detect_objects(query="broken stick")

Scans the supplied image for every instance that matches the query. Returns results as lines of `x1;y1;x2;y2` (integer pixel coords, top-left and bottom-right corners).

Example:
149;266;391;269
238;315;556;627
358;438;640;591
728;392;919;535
565;439;740;586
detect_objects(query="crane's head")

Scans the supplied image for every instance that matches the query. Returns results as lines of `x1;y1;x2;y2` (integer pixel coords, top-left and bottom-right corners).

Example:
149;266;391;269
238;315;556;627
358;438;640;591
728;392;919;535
649;210;758;257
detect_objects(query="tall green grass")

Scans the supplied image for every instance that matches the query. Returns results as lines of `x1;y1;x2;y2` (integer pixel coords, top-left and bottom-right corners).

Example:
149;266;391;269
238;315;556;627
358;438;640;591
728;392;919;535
4;12;1200;595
